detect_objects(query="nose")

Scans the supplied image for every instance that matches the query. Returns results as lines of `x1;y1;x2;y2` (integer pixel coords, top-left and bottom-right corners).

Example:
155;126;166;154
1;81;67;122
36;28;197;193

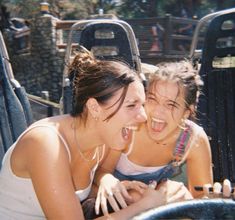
154;104;165;115
136;106;147;122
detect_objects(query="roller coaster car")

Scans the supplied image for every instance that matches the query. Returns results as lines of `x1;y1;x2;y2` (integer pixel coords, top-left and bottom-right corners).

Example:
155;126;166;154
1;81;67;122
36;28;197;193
60;19;147;114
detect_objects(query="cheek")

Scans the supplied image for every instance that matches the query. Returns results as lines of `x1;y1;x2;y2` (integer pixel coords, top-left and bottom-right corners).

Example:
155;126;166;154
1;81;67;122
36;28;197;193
170;110;185;123
144;103;153;114
102;118;122;138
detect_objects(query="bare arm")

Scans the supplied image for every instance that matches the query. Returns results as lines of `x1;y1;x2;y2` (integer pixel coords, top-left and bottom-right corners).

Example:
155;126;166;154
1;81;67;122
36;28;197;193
22;127;84;220
94;149;138;215
94;149;122;186
186;129;213;198
95;179;195;220
95;188;162;220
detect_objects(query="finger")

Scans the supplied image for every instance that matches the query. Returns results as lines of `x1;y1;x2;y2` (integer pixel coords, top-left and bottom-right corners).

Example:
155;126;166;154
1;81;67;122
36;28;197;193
166;182;184;197
131;181;148;194
223;179;231;197
167;189;186;203
203;183;212;197
107;194;120;212
100;195;109;216
148;180;157;189
95;191;102;215
133;180;148;189
213;182;222;197
119;184;132;200
113;190;128;209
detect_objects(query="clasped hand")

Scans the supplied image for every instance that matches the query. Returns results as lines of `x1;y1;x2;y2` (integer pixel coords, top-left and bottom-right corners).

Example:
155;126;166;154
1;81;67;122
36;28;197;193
95;173;193;216
95;174;147;215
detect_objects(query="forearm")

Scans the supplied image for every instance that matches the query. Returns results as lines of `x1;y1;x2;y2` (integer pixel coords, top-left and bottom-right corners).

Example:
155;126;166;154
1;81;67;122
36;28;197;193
95;198;152;220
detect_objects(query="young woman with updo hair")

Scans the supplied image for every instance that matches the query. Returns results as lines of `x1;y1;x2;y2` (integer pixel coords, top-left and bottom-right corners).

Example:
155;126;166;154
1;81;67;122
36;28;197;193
0;48;190;219
95;60;215;215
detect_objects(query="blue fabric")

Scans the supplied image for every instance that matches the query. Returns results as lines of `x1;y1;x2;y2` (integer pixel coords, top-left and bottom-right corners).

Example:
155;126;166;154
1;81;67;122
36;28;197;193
113;161;183;184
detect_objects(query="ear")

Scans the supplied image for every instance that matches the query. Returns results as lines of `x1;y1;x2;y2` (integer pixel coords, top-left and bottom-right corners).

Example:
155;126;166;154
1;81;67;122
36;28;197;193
86;98;101;119
184;105;194;119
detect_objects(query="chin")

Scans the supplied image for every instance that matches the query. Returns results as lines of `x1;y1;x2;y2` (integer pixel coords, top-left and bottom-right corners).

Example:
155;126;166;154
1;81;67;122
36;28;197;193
111;145;126;151
110;142;126;151
149;132;165;142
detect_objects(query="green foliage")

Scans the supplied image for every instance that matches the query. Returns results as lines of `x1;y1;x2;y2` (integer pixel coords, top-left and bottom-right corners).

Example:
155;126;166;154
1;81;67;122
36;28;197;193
1;0;235;20
117;0;235;19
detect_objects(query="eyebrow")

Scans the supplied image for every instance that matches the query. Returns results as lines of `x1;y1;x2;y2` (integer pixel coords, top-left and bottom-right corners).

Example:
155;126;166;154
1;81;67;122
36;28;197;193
147;92;180;106
125;99;139;104
168;100;180;107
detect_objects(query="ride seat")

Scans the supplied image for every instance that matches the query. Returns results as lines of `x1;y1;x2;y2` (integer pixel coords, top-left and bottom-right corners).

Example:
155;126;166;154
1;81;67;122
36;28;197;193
197;10;235;183
79;22;136;68
0;32;33;163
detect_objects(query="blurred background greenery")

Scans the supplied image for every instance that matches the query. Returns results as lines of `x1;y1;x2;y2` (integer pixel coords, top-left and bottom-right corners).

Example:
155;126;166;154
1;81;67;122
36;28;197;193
0;0;235;21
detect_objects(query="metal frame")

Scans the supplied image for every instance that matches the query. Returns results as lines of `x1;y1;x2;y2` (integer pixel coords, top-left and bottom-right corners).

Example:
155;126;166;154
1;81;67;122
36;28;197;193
62;19;142;87
189;7;235;60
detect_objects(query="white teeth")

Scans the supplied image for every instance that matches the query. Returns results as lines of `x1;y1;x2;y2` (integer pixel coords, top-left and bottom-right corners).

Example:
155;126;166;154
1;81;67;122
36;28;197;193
125;125;138;131
151;117;164;123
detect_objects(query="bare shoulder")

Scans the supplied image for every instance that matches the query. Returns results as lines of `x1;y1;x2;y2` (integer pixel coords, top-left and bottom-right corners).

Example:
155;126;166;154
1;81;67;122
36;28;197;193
18;125;64;152
188;121;211;158
189;120;209;142
12;124;70;176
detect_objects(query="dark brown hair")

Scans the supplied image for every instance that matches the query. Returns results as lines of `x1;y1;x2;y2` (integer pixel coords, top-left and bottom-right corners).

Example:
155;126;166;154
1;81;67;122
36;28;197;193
68;48;139;121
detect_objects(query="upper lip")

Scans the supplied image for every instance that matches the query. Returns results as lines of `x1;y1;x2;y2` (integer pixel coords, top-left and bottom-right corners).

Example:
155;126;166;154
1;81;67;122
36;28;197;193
124;125;138;131
151;117;165;123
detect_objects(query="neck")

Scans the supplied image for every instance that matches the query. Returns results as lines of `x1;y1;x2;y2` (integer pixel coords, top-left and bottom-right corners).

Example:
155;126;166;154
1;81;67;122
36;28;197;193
144;124;182;148
73;117;104;152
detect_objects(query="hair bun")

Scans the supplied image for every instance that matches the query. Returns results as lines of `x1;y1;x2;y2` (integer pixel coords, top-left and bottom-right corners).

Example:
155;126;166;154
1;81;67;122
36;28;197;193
68;45;97;80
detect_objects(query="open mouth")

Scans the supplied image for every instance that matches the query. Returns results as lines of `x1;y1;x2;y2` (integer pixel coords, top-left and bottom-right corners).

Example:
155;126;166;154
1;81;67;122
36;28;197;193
122;125;138;140
151;117;166;132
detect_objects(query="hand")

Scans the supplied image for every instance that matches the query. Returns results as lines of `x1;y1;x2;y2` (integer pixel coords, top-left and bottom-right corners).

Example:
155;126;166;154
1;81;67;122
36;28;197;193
95;174;148;216
95;173;127;215
121;180;149;205
203;179;234;198
140;180;193;210
138;180;190;209
158;180;193;203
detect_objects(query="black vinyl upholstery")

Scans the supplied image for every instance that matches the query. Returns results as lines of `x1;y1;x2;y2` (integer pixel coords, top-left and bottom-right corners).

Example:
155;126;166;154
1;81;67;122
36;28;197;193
79;22;135;68
197;11;235;182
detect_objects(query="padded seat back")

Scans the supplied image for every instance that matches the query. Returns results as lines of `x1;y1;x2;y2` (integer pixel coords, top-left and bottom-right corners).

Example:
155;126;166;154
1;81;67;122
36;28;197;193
0;31;33;163
79;22;135;68
197;10;235;182
62;20;141;114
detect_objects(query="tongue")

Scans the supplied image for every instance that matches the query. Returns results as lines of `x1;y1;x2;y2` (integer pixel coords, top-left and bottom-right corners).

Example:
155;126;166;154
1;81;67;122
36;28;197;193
152;121;165;132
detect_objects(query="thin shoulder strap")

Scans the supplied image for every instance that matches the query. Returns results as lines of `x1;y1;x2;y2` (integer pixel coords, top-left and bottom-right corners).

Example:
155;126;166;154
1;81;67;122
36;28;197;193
179;123;204;164
18;124;72;162
173;123;191;162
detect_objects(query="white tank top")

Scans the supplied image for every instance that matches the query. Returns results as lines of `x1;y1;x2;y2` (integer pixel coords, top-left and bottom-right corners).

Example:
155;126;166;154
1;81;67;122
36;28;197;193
115;120;203;175
0;124;101;219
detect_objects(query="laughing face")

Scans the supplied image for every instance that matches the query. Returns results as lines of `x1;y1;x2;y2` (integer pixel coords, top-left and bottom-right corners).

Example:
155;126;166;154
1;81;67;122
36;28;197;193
98;80;147;150
145;80;190;142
